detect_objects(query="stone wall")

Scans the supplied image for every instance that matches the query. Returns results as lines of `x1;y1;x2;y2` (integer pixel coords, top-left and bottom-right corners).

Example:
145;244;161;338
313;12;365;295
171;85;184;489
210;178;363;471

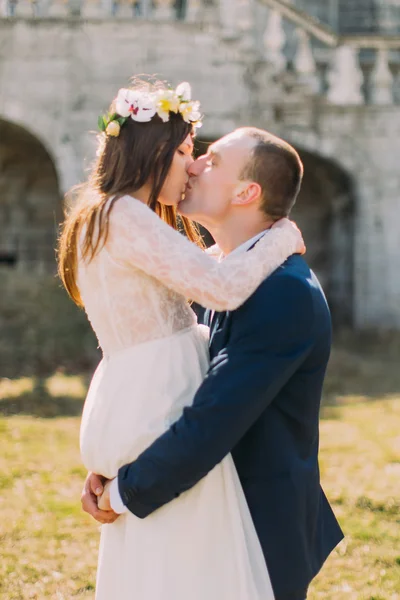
1;12;400;328
277;104;400;328
0;17;248;192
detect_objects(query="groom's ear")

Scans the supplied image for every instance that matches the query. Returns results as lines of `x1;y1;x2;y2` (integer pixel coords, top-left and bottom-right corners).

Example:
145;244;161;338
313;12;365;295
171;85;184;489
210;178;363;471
231;181;262;206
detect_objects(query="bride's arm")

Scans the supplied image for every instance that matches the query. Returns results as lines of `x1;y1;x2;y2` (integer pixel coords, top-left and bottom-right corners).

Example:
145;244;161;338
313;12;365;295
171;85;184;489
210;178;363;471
106;196;304;312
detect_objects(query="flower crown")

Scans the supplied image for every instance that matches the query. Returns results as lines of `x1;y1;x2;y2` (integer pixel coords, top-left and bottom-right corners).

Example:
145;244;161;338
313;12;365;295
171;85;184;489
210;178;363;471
98;82;202;137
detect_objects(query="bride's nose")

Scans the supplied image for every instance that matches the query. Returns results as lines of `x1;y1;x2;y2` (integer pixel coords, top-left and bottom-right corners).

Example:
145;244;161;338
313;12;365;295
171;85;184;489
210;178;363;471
185;155;195;171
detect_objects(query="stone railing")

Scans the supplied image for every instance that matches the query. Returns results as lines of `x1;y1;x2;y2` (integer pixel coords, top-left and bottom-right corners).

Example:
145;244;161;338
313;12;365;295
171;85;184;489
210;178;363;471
2;0;400;105
252;0;400;105
0;0;202;20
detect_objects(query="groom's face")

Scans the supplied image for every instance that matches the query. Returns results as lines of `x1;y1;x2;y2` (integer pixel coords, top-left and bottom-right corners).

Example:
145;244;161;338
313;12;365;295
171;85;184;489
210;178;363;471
177;131;256;227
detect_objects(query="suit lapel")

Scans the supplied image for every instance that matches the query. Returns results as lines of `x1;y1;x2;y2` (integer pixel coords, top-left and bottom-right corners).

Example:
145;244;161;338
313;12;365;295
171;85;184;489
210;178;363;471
203;308;212;328
210;238;259;333
208;235;266;352
209;310;229;353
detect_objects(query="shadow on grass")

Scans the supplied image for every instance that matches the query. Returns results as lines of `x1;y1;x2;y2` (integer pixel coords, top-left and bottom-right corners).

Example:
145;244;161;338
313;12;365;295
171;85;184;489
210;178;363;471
322;329;400;407
0;377;85;418
1;330;400;418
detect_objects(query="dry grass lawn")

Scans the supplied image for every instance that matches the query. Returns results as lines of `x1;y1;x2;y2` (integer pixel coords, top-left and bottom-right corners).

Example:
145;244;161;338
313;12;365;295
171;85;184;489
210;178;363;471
1;331;399;599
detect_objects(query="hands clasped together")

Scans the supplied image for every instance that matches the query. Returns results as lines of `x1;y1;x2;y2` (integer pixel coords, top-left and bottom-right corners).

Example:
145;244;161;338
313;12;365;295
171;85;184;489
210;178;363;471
81;472;119;524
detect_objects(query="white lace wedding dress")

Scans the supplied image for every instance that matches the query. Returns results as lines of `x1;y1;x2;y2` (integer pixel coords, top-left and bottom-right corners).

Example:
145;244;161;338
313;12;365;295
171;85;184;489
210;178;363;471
78;195;299;600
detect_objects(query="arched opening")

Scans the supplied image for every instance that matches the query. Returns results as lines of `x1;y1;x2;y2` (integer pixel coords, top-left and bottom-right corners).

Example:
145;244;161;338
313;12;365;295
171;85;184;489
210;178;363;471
0;119;63;272
292;150;355;326
194;136;355;327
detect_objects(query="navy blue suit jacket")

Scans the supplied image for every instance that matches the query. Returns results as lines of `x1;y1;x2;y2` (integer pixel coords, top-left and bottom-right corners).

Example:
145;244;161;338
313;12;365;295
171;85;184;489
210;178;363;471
118;254;344;598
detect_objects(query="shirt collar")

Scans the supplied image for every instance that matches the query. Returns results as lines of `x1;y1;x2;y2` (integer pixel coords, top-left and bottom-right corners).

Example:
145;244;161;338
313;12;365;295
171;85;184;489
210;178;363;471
219;229;270;261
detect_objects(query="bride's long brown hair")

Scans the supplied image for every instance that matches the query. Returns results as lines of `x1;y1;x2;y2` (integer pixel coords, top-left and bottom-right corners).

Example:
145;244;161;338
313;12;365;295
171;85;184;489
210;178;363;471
58;82;203;308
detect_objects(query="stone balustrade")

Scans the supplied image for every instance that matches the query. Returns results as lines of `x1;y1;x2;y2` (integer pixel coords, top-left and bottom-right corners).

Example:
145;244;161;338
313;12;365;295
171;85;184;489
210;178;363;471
0;0;201;20
257;0;400;106
1;0;399;105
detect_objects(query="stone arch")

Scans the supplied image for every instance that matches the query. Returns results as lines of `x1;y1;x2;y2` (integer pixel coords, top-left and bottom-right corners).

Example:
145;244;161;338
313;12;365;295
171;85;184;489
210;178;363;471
0;119;63;272
291;148;355;326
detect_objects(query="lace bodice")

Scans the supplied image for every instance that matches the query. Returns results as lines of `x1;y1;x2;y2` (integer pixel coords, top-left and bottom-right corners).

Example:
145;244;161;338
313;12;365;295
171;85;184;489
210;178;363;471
77;195;301;356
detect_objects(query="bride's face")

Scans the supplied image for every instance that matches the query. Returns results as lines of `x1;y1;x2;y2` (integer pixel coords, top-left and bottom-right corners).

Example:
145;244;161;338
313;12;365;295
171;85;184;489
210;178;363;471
158;134;194;207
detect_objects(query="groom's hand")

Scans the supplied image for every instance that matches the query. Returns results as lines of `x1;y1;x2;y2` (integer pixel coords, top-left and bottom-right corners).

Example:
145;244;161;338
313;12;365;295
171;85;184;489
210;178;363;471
81;472;119;524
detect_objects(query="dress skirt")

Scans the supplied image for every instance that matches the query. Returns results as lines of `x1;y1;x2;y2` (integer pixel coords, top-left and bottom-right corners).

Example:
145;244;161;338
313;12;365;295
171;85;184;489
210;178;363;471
80;325;274;600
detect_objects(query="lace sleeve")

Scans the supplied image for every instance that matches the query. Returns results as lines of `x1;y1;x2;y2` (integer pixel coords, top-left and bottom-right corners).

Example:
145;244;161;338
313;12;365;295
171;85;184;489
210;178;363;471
106;196;301;312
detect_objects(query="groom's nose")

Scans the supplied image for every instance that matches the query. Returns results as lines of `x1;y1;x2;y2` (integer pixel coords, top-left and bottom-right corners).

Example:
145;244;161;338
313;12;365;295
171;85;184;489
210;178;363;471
188;155;206;177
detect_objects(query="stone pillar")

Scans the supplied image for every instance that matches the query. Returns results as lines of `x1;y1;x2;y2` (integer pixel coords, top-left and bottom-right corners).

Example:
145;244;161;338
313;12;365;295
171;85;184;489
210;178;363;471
185;0;199;23
263;9;286;72
68;0;82;16
0;0;8;16
219;0;239;39
10;0;31;16
294;29;319;93
48;0;69;15
153;0;174;20
252;1;268;57
101;0;113;16
370;48;394;105
327;46;364;105
82;0;103;18
139;0;152;18
35;0;51;16
237;0;256;53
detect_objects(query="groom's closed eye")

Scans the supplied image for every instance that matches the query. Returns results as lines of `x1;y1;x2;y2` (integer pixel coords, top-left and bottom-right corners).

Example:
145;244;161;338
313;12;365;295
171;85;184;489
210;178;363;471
206;151;220;167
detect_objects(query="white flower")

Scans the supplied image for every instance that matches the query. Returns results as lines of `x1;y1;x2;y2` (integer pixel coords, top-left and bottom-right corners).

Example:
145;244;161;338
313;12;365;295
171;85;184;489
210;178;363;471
115;88;136;117
115;88;157;123
155;90;180;123
131;92;157;123
175;82;192;102
179;100;202;123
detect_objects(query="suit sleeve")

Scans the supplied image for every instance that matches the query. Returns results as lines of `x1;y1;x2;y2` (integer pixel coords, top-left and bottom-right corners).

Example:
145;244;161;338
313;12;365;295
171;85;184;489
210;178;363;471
117;275;315;517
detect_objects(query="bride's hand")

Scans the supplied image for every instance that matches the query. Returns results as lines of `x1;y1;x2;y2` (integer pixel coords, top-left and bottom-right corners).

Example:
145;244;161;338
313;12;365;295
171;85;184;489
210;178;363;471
97;480;113;511
272;218;306;255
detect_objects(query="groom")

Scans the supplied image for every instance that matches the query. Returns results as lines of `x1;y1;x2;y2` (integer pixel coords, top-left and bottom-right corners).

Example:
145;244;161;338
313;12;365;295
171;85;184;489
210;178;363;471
82;127;344;600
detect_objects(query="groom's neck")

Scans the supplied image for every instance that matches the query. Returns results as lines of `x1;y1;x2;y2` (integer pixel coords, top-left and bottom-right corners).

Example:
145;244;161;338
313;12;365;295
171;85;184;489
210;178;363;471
210;218;274;256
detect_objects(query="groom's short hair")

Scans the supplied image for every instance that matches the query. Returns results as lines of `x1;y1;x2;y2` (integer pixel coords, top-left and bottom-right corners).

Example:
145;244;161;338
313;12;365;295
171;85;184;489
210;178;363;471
238;128;304;219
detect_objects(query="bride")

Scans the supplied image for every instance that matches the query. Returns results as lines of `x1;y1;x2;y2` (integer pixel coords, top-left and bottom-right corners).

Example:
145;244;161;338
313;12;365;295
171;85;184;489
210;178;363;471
58;79;304;600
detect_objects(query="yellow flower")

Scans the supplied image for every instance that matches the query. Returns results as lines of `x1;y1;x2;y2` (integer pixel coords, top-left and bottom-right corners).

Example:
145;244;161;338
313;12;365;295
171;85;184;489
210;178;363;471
106;121;121;137
156;90;180;123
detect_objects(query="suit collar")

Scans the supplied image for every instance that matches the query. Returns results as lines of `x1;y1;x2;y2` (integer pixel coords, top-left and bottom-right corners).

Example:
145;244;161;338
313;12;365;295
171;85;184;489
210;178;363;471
208;230;269;337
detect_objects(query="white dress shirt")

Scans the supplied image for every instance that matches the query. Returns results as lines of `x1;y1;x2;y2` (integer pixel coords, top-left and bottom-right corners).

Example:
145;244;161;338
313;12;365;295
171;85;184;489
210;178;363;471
225;230;268;258
109;229;269;514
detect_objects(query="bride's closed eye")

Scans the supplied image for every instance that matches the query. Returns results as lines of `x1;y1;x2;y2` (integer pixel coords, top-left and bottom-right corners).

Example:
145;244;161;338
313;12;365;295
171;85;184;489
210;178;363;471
178;148;194;159
177;149;193;158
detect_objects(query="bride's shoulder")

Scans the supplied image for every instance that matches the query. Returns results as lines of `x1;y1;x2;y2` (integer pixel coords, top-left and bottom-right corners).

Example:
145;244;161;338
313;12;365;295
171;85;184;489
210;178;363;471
108;195;155;227
110;195;149;215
